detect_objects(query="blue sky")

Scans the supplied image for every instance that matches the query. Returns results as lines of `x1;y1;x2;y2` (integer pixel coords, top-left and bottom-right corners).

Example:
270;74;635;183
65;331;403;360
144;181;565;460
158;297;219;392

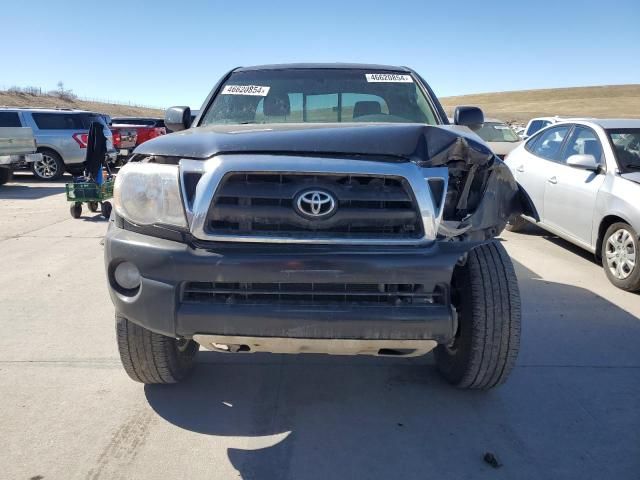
1;0;638;109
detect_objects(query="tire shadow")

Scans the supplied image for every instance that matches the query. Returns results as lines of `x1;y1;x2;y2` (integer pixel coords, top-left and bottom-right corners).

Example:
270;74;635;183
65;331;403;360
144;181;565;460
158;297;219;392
144;259;640;480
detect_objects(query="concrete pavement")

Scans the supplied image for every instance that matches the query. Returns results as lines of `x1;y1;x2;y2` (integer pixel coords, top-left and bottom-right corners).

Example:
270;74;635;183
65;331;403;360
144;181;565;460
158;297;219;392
1;173;638;480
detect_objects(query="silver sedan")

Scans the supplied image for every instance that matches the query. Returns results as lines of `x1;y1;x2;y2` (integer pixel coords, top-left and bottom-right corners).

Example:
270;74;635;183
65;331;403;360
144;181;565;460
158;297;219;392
505;119;640;291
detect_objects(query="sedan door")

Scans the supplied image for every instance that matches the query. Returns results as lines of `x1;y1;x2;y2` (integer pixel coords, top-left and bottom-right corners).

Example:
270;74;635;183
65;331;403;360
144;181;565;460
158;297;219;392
512;125;573;220
542;125;606;247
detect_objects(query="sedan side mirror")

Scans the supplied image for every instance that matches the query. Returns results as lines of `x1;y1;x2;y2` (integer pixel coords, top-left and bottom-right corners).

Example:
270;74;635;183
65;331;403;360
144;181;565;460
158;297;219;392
165;106;192;132
566;154;599;171
453;106;484;129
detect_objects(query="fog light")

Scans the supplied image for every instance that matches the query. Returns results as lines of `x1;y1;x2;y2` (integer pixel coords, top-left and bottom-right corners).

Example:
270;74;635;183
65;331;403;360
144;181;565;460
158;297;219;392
114;262;141;290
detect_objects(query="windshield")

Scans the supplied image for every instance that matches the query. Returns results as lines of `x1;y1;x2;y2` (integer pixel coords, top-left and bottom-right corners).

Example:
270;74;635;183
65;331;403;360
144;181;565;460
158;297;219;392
476;122;520;142
607;129;640;172
200;69;438;126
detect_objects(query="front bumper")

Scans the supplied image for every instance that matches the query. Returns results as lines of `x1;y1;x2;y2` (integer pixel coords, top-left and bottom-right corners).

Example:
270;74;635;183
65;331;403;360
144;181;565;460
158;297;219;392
104;225;475;345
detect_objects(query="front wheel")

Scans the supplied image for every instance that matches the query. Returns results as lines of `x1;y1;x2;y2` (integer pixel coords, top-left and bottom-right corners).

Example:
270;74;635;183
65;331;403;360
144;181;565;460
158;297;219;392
602;222;640;291
116;315;198;384
435;241;521;390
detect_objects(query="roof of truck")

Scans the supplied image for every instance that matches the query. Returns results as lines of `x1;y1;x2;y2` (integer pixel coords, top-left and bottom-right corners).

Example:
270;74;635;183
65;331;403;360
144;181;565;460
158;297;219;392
235;63;411;72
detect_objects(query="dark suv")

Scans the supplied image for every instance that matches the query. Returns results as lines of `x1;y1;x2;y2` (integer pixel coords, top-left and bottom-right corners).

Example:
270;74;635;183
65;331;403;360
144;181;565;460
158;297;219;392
106;64;522;390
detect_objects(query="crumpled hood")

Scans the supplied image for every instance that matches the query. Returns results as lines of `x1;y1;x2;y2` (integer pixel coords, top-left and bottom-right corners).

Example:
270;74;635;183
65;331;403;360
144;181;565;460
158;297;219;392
135;122;493;161
134;122;520;241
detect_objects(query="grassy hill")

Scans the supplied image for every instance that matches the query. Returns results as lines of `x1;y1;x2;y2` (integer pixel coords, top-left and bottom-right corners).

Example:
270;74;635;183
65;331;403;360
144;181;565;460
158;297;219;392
0;90;164;118
440;84;640;124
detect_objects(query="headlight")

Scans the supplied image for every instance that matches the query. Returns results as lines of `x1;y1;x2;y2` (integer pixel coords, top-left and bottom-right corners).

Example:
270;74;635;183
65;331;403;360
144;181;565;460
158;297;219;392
114;162;187;227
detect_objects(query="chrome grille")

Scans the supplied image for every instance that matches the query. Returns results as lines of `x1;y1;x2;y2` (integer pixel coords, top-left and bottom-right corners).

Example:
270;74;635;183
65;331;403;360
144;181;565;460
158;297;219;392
205;173;423;239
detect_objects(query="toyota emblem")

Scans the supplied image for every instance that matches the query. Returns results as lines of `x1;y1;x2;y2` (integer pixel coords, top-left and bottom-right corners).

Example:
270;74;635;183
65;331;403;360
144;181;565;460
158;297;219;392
295;189;337;218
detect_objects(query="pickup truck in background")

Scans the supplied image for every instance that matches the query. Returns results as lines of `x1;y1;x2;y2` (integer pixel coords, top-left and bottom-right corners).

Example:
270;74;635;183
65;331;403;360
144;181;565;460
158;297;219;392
108;125;137;164
110;118;166;150
0;126;42;185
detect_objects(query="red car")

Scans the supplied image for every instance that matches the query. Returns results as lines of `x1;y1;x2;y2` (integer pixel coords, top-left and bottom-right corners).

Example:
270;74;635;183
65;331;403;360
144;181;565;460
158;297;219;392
110;117;167;147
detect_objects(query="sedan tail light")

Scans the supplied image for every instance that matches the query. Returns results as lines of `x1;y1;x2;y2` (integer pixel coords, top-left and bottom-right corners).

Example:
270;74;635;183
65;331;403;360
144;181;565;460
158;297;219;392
72;132;89;148
112;131;122;148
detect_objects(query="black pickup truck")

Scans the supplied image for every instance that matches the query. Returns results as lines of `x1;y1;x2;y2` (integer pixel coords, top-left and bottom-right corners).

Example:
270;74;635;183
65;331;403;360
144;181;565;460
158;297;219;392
106;64;521;390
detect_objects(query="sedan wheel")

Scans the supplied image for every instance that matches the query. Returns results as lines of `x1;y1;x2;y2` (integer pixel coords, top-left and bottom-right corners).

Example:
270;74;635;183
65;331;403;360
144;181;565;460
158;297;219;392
602;222;640;291
605;229;636;279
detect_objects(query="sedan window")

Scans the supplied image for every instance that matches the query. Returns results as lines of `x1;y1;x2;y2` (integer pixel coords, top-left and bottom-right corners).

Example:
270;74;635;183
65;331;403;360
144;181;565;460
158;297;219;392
607;129;640;173
562;126;603;163
530;125;571;162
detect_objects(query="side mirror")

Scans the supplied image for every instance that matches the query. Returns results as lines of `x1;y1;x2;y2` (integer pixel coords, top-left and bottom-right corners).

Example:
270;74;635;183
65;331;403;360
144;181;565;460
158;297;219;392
566;154;599;171
165;106;192;132
454;106;484;129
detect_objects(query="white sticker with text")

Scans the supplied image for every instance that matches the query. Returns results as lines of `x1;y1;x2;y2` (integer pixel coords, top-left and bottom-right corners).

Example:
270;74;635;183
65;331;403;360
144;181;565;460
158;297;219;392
222;85;271;96
365;73;413;83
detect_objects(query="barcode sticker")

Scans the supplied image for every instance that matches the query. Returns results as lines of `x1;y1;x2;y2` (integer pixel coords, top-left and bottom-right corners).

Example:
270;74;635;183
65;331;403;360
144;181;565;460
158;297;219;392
222;85;271;96
365;73;413;83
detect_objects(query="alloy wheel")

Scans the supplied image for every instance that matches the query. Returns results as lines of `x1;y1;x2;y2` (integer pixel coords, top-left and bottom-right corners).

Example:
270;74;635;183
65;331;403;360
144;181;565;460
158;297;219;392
34;154;59;179
605;228;636;280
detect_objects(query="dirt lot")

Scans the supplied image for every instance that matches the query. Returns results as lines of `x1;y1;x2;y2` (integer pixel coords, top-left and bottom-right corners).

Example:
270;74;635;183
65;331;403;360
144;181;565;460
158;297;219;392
441;84;640;123
1;173;639;480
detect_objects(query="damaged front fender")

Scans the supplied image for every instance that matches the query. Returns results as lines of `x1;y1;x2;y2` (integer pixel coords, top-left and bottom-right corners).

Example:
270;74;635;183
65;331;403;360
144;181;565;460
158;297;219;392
415;127;521;240
438;161;522;240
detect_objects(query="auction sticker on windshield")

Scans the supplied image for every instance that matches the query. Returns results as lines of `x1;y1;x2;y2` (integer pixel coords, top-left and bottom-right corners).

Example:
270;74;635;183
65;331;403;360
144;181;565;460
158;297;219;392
221;85;271;96
365;73;413;83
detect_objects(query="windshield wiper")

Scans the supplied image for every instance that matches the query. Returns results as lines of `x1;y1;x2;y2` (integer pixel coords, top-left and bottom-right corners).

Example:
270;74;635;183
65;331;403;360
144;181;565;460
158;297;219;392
625;164;640;170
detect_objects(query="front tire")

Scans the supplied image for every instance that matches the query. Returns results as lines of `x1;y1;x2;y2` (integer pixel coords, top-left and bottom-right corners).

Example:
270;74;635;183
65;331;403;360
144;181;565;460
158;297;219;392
602;222;640;292
33;149;65;180
116;315;198;384
435;241;521;389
